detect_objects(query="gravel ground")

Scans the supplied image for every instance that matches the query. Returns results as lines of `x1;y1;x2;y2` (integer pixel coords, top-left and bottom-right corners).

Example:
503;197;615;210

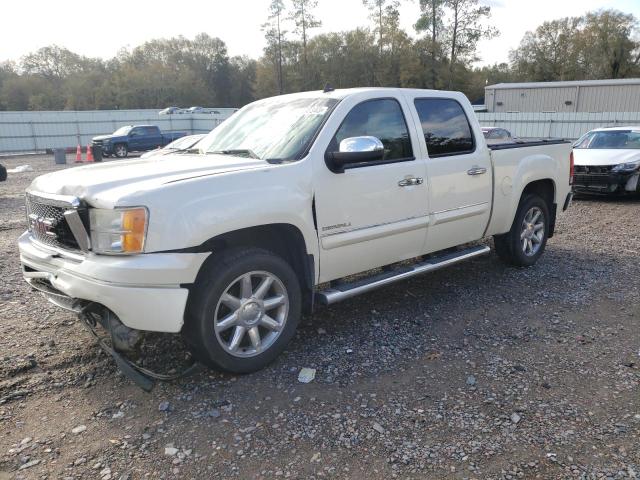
0;155;638;480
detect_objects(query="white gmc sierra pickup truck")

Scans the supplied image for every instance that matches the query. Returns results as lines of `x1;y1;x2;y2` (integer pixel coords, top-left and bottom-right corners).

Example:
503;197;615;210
19;88;573;379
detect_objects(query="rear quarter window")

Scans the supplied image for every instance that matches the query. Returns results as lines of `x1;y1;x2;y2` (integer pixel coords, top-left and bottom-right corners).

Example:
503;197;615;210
414;98;475;157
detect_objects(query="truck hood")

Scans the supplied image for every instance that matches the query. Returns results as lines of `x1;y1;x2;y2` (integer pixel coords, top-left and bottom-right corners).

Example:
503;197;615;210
573;149;640;166
92;134;123;142
28;154;266;208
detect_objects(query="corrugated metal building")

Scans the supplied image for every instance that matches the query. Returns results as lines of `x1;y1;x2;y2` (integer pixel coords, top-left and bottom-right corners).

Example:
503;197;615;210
485;79;640;113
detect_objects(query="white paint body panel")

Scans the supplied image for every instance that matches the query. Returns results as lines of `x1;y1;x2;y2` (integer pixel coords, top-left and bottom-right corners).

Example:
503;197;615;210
573;148;640;167
485;143;572;236
18;87;572;333
18;232;208;332
402;90;493;253
312;91;429;282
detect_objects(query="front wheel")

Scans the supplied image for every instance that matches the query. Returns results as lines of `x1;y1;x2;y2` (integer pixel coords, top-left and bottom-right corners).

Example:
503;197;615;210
114;143;128;158
493;194;550;267
184;248;301;373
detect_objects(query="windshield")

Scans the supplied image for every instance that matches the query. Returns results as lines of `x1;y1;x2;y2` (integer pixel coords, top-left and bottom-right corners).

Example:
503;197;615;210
199;96;339;161
113;126;132;136
574;130;640;150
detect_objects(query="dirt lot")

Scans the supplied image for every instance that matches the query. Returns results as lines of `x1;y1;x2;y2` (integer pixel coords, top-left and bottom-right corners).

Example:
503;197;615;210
0;155;638;480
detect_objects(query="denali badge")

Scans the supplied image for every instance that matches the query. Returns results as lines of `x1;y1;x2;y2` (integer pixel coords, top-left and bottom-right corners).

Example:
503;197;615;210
321;222;351;232
28;213;58;238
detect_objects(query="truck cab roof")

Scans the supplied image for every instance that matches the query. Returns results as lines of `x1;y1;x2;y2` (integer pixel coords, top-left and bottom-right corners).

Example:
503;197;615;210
274;87;467;102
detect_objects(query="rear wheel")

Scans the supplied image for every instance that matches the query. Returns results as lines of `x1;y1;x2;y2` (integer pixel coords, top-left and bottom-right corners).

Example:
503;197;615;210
493;194;549;267
184;248;301;373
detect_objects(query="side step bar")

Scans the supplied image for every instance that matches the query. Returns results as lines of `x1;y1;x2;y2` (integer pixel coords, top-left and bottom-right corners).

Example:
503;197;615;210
315;245;490;305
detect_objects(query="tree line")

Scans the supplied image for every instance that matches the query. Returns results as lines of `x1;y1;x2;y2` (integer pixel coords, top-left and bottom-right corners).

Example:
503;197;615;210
0;1;638;111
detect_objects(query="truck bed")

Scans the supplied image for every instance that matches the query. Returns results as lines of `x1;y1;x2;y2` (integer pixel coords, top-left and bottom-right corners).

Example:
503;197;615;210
485;138;573;237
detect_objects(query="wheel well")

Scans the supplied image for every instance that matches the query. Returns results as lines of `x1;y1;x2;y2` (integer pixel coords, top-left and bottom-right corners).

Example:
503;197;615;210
193;224;314;302
521;179;557;237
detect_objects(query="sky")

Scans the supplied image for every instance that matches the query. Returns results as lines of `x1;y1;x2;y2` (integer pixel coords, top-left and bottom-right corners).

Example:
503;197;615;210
1;0;638;67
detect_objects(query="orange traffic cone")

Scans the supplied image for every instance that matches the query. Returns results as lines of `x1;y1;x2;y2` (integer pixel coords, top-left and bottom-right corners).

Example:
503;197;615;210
75;144;83;163
86;144;94;162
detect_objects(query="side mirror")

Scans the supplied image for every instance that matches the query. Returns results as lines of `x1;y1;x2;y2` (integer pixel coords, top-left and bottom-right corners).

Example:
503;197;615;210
325;136;384;173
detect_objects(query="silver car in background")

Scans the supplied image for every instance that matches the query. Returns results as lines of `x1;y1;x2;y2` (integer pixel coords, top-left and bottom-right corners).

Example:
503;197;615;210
481;127;512;143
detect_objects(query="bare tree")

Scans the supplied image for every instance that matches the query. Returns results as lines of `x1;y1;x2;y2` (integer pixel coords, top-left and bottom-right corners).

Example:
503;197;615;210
363;0;400;56
363;0;401;85
415;0;445;88
262;0;287;94
289;0;321;88
444;0;498;88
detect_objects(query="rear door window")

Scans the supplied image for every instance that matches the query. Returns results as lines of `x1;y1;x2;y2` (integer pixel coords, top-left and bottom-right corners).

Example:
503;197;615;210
414;98;475;157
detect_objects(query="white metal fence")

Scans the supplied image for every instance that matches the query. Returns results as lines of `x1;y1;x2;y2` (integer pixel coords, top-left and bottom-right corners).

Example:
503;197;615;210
476;111;640;140
2;108;640;153
0;109;237;153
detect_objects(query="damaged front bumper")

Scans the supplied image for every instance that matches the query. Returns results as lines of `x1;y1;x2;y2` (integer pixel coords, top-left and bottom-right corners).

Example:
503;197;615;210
19;232;209;389
572;168;640;195
77;307;200;391
18;231;209;333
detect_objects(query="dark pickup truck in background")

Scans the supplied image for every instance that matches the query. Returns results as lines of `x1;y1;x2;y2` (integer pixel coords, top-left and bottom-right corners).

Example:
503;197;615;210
91;125;188;158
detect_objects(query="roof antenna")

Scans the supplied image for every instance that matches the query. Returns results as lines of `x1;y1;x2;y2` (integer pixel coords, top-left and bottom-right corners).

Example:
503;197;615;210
323;83;335;93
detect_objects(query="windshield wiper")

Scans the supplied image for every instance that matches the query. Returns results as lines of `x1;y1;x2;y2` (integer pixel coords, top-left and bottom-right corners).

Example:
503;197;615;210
208;149;259;159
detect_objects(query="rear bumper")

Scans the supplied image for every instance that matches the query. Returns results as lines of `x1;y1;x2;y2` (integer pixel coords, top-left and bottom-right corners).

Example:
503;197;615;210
572;171;639;194
18;232;209;333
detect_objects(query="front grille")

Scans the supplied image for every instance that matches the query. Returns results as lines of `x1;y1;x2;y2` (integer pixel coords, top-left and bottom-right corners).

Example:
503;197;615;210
25;193;81;251
574;165;614;174
574;174;609;186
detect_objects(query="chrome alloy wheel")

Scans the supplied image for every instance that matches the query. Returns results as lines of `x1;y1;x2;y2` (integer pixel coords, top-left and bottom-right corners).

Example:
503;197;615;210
520;206;545;257
214;271;289;357
115;144;127;157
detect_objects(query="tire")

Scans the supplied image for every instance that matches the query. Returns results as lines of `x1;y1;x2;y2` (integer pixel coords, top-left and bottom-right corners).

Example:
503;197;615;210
184;248;302;373
493;194;550;267
0;164;6;182
114;143;128;158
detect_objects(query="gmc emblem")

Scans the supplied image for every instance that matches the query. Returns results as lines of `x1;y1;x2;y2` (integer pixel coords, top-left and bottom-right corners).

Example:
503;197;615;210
28;213;58;238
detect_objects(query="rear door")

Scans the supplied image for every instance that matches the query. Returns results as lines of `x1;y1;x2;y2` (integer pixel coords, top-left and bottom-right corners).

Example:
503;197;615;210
404;93;492;253
313;95;429;282
143;126;163;149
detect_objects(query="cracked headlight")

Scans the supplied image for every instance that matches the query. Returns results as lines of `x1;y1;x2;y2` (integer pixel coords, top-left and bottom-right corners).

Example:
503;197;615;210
611;161;640;173
89;207;148;254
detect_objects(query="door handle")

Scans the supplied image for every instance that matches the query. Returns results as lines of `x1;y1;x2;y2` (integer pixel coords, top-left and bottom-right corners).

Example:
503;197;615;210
467;166;487;176
398;177;424;187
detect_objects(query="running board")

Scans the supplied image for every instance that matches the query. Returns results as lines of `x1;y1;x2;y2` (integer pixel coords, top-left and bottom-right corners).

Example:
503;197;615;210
315;245;490;305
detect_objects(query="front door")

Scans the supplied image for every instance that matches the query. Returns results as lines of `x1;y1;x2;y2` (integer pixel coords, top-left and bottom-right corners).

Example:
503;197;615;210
313;96;429;283
128;127;144;151
405;94;493;253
